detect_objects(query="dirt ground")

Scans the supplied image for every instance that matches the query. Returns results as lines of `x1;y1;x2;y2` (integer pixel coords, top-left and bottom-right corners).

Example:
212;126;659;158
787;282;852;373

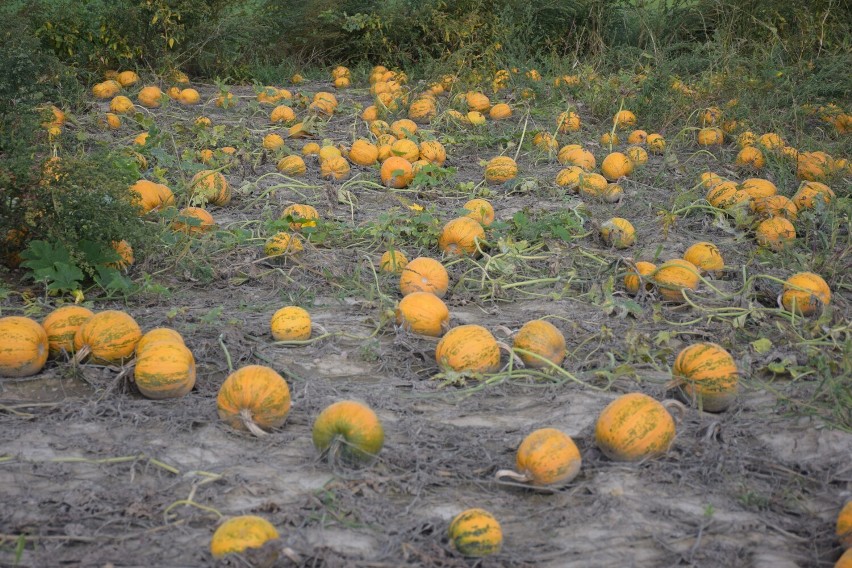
1;81;850;567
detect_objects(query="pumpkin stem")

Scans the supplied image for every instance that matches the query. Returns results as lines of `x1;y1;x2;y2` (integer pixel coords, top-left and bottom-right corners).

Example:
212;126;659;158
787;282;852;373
495;469;531;483
497;341;524;368
661;399;688;424
239;408;268;437
72;345;91;365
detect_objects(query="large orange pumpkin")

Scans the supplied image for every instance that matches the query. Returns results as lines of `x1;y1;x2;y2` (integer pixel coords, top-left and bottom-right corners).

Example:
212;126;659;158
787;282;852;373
0;316;49;377
672;343;738;412
600;218;636;249
448;509;502;557
399;257;449;297
42;306;94;358
652;259;700;302
512;320;566;368
270;306;312;340
755;217;796;251
683;242;724;275
438;217;485;256
594;393;676;461
781;272;831;316
210;515;279;558
134;341;196;399
217;365;291;436
484;156;518;184
73;310;141;364
497;428;581;487
190;170;231;206
380;156;414;188
395;292;449;337
136;328;184;353
435;324;500;374
312;400;384;464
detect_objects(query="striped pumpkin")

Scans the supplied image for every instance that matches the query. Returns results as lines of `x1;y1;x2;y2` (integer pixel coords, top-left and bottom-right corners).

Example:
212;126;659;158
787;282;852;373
435;325;500;374
134;341;196;399
210;515;279;558
512;320;566;368
217;365;291;436
438;217;485;257
594;393;676;461
672;343;738;412
781;272;831;316
312;400;384;464
652;259;700;302
624;261;656;295
136;328;184;353
683;242;724;275
270;306;312;341
499;428;581;487
448;508;502;557
190;170;230;206
42;306;94;357
395;292;449;337
73;310;141;364
484;156;517;184
0;316;49;377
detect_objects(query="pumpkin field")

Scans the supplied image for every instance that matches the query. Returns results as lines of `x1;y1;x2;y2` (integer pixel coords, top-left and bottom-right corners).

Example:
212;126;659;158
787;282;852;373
1;1;851;566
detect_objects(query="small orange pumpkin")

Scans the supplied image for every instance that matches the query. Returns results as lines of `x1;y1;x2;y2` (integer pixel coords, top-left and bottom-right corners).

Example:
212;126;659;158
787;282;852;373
672;343;738;412
781;272;831;316
755;217;796;251
349;139;379;166
613;110;637;129
210;515;279;558
312;400;384;464
484;156;518;184
380;156;414;188
418;140;446;166
497;428;581;486
74;310;141;364
512;320;566;368
217;365;291;436
600;152;634;181
396;292;450;337
137;86;163;108
652;259;700;302
463;199;495;226
646;133;666;153
448;509;503;557
600;217;636;249
557;111;581;133
735;146;765;169
190;170;230;206
624;261;656;295
281;203;318;231
697;127;724;146
133;340;196;399
594;392;676;461
320;156;351;181
42;306;94;358
435;324;500;374
438;217;485;257
399;257;449;297
751;195;798;220
380;249;408;273
276;155;307;175
264;232;303;257
683;242;724;275
173;207;215;235
270;306;312;340
0;316;49;377
792;181;835;211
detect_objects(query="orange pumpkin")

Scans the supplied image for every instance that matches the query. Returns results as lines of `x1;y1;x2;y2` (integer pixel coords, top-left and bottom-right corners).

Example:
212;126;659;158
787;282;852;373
264;232;303;257
627;130;648;145
133;340;196;399
735;146;765;169
613;110;637;129
435;324;500;374
465;91;491;112
136;328;184;353
484;156;518;184
557;111;581;133
838;501;852;549
646;133;666;153
42;306;94;358
190;170;230;206
625;145;648;166
390;118;418;139
739;178;777;200
270;306;312;340
396;292;449;337
448;509;503;557
792;181;835;211
672;343;738;412
217;365;291;436
399;257;449;297
781;272;831;316
624;261;656;295
312;400;384;464
594;393;676;461
210;515;279;558
512;320;566;368
320;155;350;180
380;156;414;188
751;195;798;220
93;80;121;99
558;146;595;170
463;199;495;226
652;259;700;302
438;217;485;257
74;310;141;364
109;95;134;114
600;218;636;249
349;139;379;166
178;88;200;105
837;549;852;568
0;316;49;377
419;140;446;166
489;103;512;120
137;86;163;108
755;217;796;251
498;428;581;486
281;204;318;231
173;207;215;235
270;105;296;124
276;155;307;175
682;242;724;275
379;249;408;273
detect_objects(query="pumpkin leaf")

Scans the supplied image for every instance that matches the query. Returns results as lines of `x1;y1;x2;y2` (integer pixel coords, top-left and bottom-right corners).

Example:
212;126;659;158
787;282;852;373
751;337;773;354
20;240;84;293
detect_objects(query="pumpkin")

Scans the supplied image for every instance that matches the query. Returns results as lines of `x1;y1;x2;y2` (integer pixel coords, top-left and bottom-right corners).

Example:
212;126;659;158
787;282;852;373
600;218;636;249
624;261;656;295
281;204;318;231
0;316;49;377
755;217;796;251
73;310;141;364
419;140;446;166
390;118;418;139
93;80;121;99
626;145;648;166
110;240;134;269
349;139;379;166
435;324;500;374
792;181;835;210
137;86;163;108
601;152;634;181
390;139;419;162
42;306;94;358
466;111;486;125
463;199;495;227
700;106;722;126
735;146;765;169
448;509;502;557
672;343;738;412
559;147;596;170
781;272;831;316
489;103;512;120
400;257;449;297
706;181;740;208
270;105;296;124
133;132;149;147
130;179;173;214
264;232;303;256
613;110;637;129
104;112;121;129
116;70;139;87
175;88;199;105
600;132;619;146
497;428;581;486
190;170;230;206
438;217;485;257
577;173;608;198
533;132;559;152
320;156;350;181
738;131;758;147
683;242;724;275
796;151;833;181
555;166;584;190
215;92;237;108
262;133;285;151
697;127;724;146
362;105;380;121
557;111;581;132
312;400;384;463
109;95;134;114
301;142;320;157
465;91;491;112
485;156;518;184
133;341;196;399
839;501;852;549
396;292;449;337
380;249;408;273
751;195;798;220
594;393;676;461
173;207;215;235
210;515;279;558
136;328;184;353
270;306;312;341
408;98;436;122
646;133;666;153
217;365;291;436
194;116;212;127
287;122;310;138
598;183;624;203
370;120;391;136
757;132;784;150
739;178;777;200
627;130;648;144
838;549;852;568
652;259;700;302
512;320;566;368
380;156;414;188
277;155;306;175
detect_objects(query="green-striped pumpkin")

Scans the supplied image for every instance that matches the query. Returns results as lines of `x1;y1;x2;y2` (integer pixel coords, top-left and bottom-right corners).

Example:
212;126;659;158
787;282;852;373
435;324;501;374
312;400;384;464
594;392;676;462
448;508;503;557
672;342;738;412
0;316;49;377
41;305;94;357
210;515;279;558
134;340;196;399
73;310;142;364
217;365;291;434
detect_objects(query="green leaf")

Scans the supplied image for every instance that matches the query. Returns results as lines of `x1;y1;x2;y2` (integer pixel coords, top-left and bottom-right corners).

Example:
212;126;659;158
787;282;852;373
751;337;773;354
20;240;84;292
